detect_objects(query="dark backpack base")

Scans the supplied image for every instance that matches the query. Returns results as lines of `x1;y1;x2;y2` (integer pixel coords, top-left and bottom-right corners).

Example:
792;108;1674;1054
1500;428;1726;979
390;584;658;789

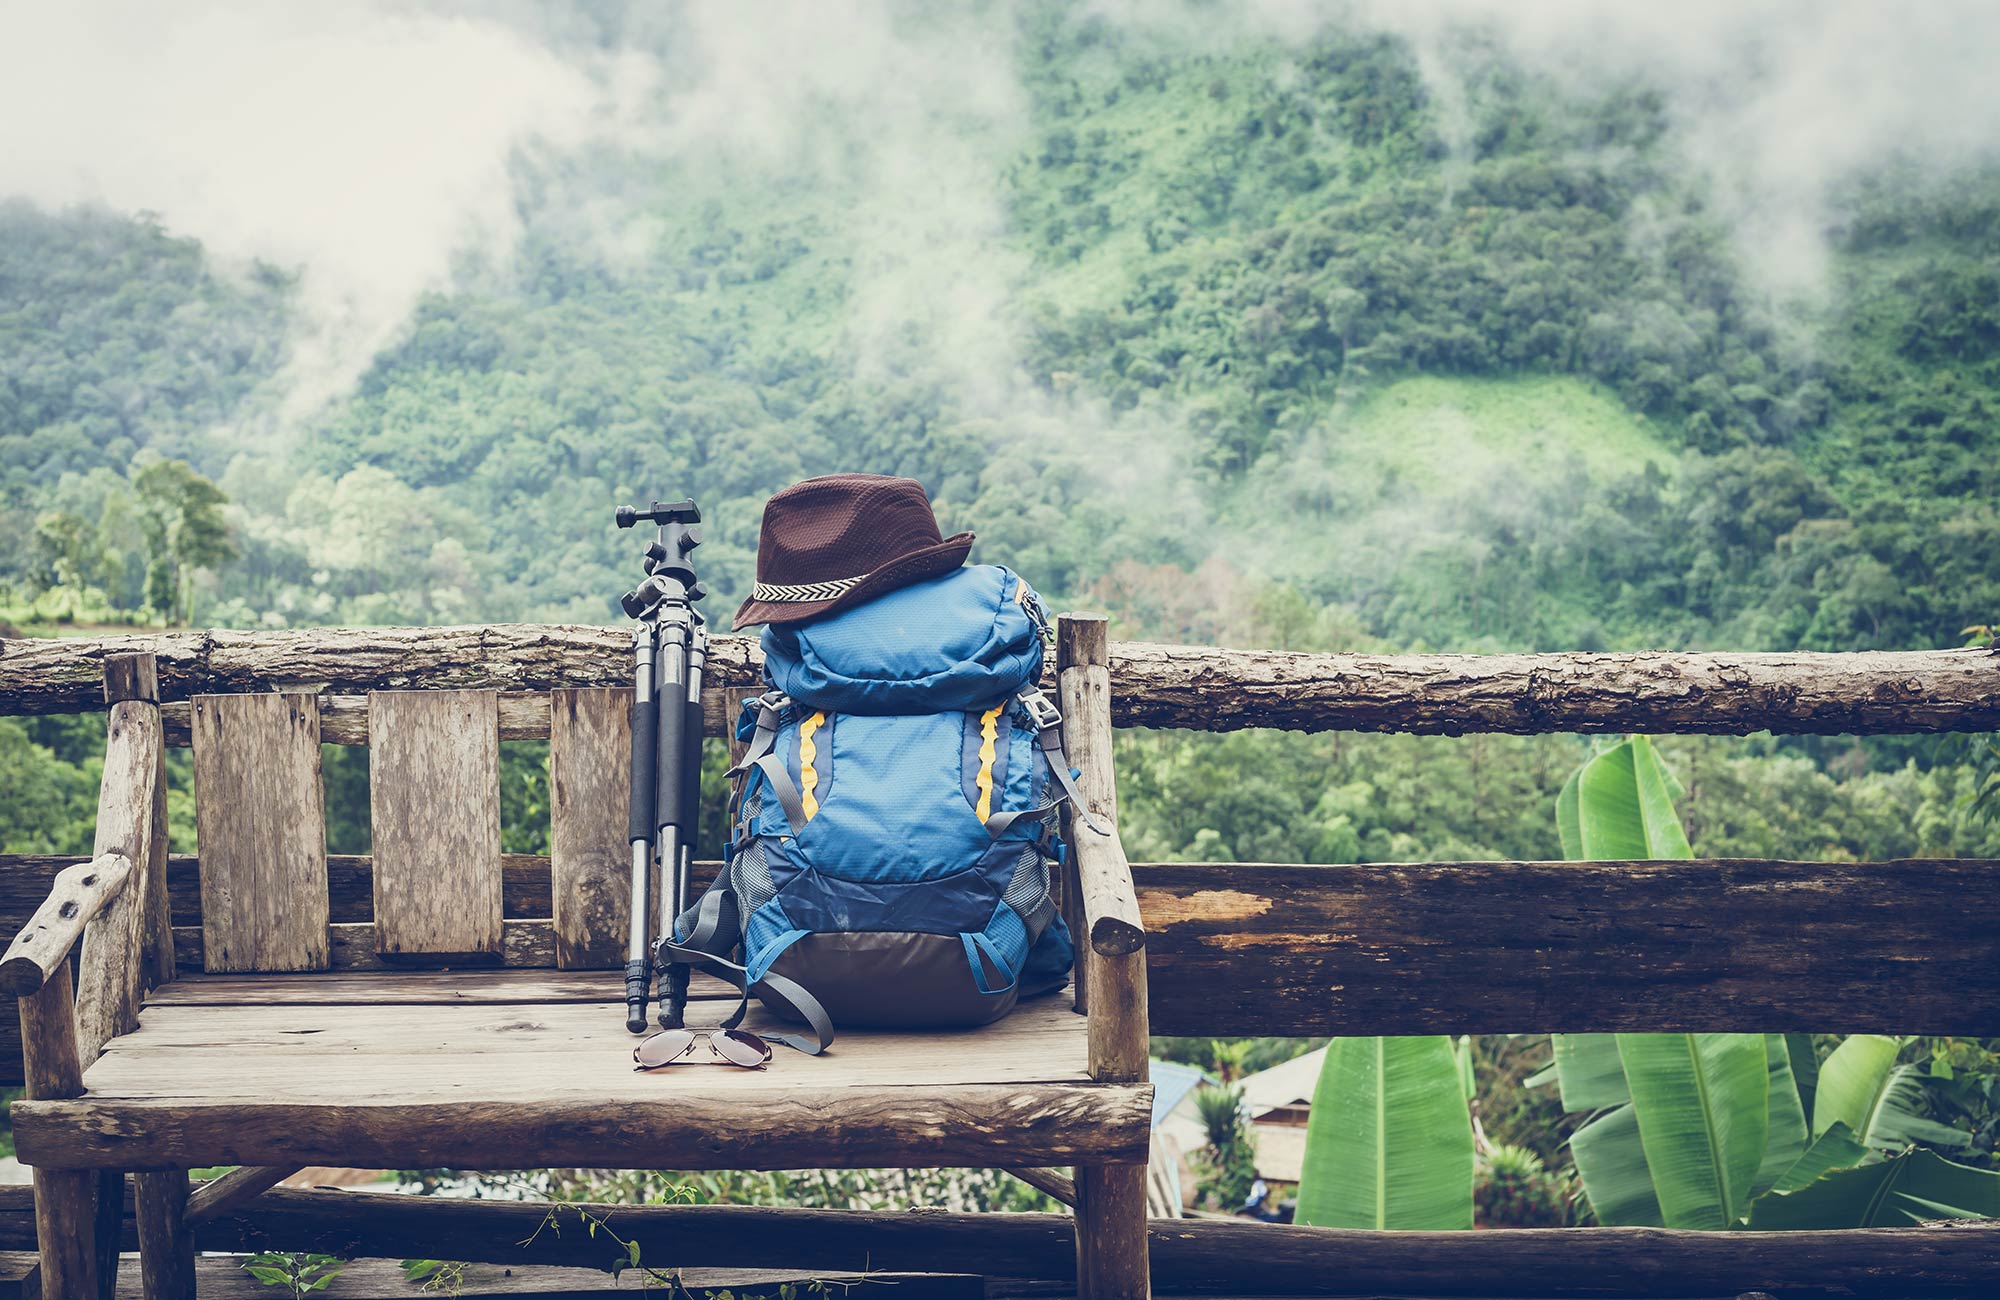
761;931;1021;1030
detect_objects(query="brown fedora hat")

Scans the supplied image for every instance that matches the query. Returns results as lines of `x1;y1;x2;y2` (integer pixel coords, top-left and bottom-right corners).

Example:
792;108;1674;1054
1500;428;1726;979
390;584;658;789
732;474;974;630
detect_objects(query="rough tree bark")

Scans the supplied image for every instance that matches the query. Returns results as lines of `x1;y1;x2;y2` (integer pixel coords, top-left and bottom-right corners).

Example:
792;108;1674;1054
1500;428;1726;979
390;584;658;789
6;625;1997;734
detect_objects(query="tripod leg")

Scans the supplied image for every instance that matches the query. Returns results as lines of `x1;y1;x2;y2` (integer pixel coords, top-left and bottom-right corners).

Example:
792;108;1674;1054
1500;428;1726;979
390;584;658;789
664;647;705;1028
625;627;658;1034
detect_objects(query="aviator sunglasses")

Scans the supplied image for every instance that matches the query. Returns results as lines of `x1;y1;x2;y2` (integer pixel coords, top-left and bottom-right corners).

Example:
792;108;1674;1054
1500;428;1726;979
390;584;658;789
633;1026;773;1071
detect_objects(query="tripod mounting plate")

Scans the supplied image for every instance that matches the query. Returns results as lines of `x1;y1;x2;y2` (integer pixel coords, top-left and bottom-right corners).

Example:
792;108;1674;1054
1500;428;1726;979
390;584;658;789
617;498;701;529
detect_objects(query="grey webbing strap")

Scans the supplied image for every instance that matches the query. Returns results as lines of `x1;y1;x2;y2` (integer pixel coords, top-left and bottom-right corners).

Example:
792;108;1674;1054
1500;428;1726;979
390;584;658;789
658;886;833;1056
752;752;809;835
726;692;791;775
985;802;1060;840
1015;687;1110;836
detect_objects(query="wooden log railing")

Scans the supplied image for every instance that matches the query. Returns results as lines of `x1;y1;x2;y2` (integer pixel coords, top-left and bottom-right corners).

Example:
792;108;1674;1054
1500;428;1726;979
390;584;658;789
3;628;1998;1298
4;624;1998;734
0;1185;1986;1298
1;850;1998;1084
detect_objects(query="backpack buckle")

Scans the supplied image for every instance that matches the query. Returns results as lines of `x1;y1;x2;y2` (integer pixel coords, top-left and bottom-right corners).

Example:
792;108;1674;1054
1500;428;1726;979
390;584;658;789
1016;686;1062;732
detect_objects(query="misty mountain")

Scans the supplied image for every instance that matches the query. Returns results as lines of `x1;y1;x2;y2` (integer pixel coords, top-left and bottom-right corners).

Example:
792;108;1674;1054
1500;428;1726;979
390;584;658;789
2;1;1997;654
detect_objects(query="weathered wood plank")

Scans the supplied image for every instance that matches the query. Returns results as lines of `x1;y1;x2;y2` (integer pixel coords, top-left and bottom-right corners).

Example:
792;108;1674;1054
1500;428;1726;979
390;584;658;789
32;1169;99;1296
172;920;558;972
110;1256;980;1300
12;1083;1154;1171
10;852;2000;1090
549;688;634;969
184;1166;297;1225
85;991;1085;1070
142;968;736;1008
368;691;503;959
1077;1164;1151;1300
132;1170;194;1300
19;961;96;1297
11;625;2000;736
66;1188;2000;1298
143;691;174;989
189;694;328;972
0;853;132;996
1004;1165;1077;1207
3;1185;1998;1297
19;962;84;1101
161;688;739;747
75;699;161;1062
1134;856;2000;1037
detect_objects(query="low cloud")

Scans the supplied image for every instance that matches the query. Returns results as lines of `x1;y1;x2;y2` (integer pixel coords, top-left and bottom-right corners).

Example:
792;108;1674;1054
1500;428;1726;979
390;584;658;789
0;2;641;421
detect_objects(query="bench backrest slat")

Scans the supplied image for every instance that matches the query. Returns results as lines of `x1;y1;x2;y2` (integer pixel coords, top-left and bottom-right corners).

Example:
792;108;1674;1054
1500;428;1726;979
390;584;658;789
549;688;637;970
190;693;330;972
368;690;503;960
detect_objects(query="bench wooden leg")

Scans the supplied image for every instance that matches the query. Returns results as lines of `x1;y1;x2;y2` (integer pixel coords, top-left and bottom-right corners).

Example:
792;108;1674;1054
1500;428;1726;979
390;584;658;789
1075;1163;1149;1300
95;1170;125;1298
34;1166;101;1297
136;1169;197;1299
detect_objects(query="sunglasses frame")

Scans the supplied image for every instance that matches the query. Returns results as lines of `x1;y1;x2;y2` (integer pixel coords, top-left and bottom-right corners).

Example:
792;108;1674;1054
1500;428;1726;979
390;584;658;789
632;1026;773;1071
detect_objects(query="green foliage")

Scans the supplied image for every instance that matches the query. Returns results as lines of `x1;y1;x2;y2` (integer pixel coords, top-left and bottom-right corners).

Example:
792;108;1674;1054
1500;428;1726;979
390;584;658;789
239;1252;346;1297
400;1259;467;1296
1746;1148;2000;1229
1475;1142;1571;1229
1547;739;1993;1228
1296;1036;1475;1230
1190;1083;1259;1210
7;8;2000;1218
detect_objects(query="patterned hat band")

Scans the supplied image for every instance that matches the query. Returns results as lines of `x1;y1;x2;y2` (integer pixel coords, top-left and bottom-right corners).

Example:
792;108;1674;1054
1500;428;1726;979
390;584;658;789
750;574;866;603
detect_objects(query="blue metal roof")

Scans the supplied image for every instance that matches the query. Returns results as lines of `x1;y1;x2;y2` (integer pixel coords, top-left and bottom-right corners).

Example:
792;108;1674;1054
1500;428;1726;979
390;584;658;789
1148;1058;1213;1129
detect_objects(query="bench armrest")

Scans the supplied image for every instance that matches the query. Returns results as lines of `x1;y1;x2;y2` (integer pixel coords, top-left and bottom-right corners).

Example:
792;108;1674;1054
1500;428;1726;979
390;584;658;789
1072;816;1144;957
1;852;135;996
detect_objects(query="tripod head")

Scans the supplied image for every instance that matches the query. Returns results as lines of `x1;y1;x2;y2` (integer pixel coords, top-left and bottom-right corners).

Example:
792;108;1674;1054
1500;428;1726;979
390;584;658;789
615;498;701;530
617;498;706;619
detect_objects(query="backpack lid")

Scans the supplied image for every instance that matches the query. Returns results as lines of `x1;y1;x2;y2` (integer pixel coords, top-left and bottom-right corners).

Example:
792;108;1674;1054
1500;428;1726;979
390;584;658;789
760;564;1045;714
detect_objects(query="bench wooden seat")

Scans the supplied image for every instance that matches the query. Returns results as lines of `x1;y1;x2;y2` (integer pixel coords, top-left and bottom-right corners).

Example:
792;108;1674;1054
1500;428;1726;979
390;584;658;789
13;973;1147;1171
5;615;1153;1299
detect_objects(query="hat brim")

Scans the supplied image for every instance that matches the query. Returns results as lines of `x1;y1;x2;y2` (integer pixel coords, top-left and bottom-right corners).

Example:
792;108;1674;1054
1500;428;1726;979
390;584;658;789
732;532;975;631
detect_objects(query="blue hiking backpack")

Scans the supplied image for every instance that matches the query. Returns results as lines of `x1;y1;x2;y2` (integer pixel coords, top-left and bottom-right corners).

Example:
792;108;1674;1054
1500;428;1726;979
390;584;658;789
664;564;1082;1053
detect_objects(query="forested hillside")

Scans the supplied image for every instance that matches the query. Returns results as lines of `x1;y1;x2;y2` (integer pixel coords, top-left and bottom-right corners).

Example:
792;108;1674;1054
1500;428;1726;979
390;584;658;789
3;6;1997;865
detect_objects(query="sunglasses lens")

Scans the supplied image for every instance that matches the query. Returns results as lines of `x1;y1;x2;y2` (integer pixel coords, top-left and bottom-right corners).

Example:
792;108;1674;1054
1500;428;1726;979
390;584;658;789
715;1029;772;1067
634;1028;696;1068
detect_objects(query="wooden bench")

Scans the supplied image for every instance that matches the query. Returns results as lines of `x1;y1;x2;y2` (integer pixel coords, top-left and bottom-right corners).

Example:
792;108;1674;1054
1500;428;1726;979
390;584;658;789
5;625;2000;1298
2;615;1153;1299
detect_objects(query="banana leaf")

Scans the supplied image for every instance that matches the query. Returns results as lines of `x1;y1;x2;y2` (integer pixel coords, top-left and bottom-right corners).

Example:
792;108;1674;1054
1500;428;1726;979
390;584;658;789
1753;1034;1810;1199
1568;1102;1664;1226
1573;737;1693;860
1767;1122;1870;1196
1552;1032;1629;1112
1556;765;1583;859
1555;737;1699;1229
1813;1035;1973;1151
1617;1032;1769;1229
1746;1148;2000;1229
1785;1032;1819;1118
1295;1035;1474;1230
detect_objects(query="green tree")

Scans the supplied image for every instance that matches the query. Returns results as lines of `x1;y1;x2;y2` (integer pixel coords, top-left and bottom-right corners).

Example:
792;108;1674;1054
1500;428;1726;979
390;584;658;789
132;458;236;625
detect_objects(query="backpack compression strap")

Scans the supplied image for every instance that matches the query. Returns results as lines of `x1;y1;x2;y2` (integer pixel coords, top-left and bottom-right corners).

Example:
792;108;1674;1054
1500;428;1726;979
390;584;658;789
657;886;834;1056
727;690;792;775
1005;686;1110;837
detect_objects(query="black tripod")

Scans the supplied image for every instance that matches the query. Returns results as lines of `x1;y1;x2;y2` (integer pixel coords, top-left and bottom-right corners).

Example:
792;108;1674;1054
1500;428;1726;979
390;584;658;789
616;498;707;1034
